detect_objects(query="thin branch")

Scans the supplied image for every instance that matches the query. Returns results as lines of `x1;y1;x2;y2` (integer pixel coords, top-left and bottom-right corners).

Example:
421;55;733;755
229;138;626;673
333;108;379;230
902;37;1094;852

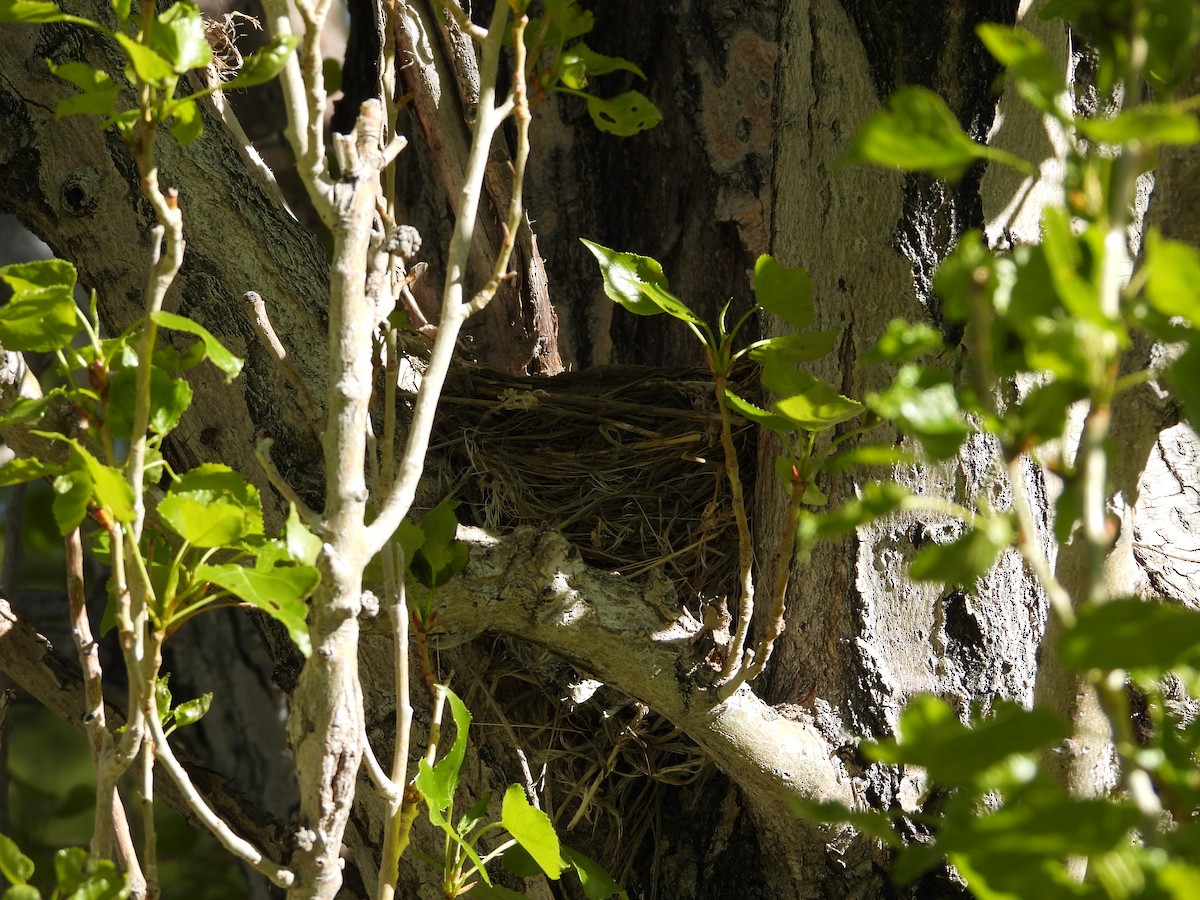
66;529;145;891
244;291;324;438
254;437;322;529
146;712;295;888
365;4;527;557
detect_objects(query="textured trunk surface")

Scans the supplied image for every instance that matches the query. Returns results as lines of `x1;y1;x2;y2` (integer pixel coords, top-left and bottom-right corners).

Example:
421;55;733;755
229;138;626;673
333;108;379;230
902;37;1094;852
2;1;1199;899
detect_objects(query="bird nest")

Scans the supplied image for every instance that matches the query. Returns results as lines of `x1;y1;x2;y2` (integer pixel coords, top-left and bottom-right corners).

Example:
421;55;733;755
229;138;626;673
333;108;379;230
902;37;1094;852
430;364;756;608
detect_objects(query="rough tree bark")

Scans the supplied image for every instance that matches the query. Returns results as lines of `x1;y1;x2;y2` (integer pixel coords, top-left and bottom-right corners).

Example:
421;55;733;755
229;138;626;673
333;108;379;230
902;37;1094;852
1;1;1197;898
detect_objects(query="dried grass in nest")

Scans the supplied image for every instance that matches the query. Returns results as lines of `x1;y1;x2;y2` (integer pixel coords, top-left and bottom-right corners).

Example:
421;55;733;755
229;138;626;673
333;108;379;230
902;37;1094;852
462;640;714;893
430;364;756;892
431;364;757;607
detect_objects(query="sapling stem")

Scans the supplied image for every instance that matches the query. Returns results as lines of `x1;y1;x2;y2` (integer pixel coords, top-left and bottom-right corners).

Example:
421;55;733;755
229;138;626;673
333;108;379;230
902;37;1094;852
713;369;756;684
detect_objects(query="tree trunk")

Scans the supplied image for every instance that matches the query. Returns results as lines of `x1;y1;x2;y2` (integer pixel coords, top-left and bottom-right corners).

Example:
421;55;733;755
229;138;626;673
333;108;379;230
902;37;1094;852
2;1;1197;898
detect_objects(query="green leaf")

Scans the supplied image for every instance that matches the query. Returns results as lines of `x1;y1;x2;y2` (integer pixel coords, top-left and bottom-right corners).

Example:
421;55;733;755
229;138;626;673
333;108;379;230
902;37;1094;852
0;457;62;487
762;362;864;431
396;518;425;564
0;395;52;427
976;24;1065;112
558;43;644;89
580;239;671;317
170;692;211;729
0;833;34;885
106;366;193;438
0;0;94;24
54;846;87;894
501;784;564;878
585;91;662;136
753;255;813;329
908;517;1014;587
1171;339;1200;429
842;86;1034;181
542;0;593;42
150;311;244;382
47;61;120;118
52;471;92;535
747;331;839;365
867;365;970;461
223;35;300;89
724;390;794;436
150;2;212;74
0;260;79;352
866;695;1068;785
1143;230;1200;322
36;436;136;529
196;562;315;657
562;846;628;900
113;34;176;85
414;687;472;812
159;464;263;547
285;504;322;565
1060;599;1200;672
824;445;918;474
636;282;703;325
167;97;202;145
797;482;909;544
408;499;469;589
864;318;943;364
1006;379;1085;450
456;792;491;837
1076;106;1200;146
4;885;41;900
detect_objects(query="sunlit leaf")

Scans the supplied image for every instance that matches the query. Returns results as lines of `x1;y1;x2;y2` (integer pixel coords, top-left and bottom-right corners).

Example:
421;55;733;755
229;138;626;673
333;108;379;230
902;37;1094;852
908;517;1014;587
977;24;1065;112
151;1;212;74
724;390;794;436
754;255;813;329
196;562;315;657
1060;599;1200;672
562;846;628;900
0;259;79;352
285;504;322;565
763;362;863;431
114;33;176;84
748;330;839;365
0;0;94;24
1077;106;1200;146
150;311;244;381
171;692;212;729
159;464;263;547
0;457;62;487
585;91;662;136
842;86;1034;181
866;695;1068;784
414;687;472;812
502;784;564;878
106;366;193;437
580;239;671;316
0;832;34;885
864;318;943;364
48;61;120;118
797;482;909;545
223;36;300;89
868;365;970;460
1143;230;1200;322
